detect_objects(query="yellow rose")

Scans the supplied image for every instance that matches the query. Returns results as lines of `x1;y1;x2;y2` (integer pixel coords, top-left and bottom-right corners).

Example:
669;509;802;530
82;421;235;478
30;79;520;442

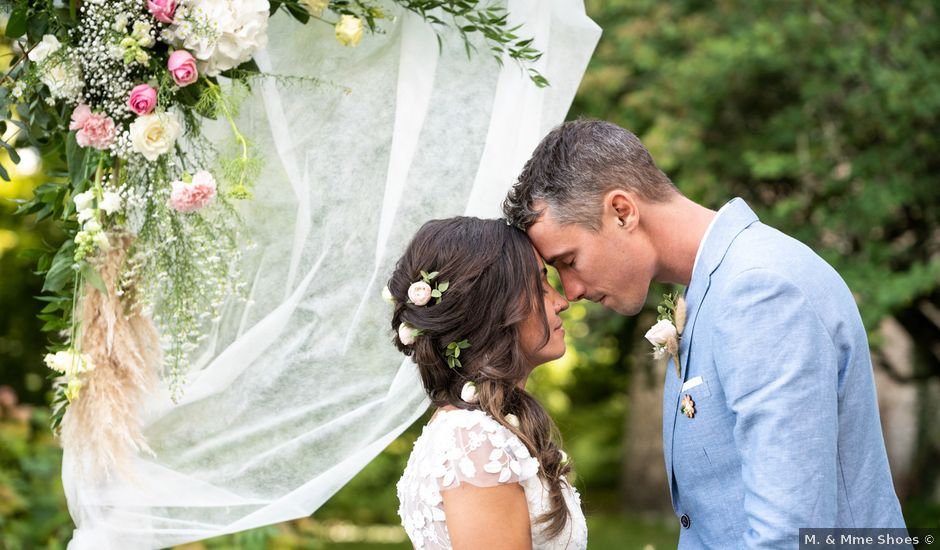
335;15;363;47
303;0;329;16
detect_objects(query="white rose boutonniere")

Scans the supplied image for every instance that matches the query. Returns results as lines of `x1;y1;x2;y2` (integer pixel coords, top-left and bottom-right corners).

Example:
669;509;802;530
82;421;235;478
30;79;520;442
646;291;687;378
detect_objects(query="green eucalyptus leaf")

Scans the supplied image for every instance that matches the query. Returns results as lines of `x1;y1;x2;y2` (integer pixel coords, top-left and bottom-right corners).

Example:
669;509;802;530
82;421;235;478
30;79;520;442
5;4;28;38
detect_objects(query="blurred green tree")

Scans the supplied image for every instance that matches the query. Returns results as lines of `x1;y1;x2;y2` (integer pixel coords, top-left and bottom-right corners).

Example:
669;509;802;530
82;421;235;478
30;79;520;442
569;0;939;512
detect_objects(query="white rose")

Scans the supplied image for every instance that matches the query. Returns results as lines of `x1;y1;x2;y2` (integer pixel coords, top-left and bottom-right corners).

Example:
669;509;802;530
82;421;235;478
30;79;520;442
27;34;61;62
398;322;417;346
408;281;432;306
644;319;677;347
129;112;181;161
73;190;95;212
98;191;122;215
460;381;478;403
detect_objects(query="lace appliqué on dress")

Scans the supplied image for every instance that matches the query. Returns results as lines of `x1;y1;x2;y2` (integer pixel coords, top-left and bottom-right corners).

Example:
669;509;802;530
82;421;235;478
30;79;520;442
397;409;588;550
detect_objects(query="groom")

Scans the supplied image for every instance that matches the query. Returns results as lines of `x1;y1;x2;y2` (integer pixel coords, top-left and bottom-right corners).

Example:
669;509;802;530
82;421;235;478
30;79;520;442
502;120;906;548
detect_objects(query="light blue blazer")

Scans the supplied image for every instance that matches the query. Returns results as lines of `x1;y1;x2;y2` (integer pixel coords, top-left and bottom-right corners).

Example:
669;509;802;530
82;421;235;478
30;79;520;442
662;198;906;548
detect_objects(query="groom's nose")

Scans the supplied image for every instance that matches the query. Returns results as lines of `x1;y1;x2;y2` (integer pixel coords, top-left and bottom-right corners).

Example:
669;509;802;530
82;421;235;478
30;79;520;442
559;271;585;302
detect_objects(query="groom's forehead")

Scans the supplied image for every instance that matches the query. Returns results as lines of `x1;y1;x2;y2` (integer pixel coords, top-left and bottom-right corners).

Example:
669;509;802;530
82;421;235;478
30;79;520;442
527;217;577;264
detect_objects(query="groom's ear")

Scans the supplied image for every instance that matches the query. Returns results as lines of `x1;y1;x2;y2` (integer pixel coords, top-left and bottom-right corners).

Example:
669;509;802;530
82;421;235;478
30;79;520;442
605;190;640;231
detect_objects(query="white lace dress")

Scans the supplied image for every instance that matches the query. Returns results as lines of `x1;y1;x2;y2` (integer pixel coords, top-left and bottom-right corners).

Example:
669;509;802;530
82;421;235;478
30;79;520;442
397;409;588;549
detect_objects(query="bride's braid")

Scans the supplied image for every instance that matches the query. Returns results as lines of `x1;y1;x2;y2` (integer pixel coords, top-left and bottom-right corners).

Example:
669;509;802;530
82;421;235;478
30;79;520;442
388;216;572;538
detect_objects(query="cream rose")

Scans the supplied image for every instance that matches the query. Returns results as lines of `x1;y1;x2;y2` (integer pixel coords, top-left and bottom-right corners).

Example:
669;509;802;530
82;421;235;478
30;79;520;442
129;112;181;161
644;319;677;347
408;281;432;306
303;0;328;16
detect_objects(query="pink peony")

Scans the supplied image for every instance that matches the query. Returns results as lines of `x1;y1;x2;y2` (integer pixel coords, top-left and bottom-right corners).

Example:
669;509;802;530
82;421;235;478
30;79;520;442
167;50;198;87
147;0;177;24
69;104;116;150
170;170;217;213
128;83;158;115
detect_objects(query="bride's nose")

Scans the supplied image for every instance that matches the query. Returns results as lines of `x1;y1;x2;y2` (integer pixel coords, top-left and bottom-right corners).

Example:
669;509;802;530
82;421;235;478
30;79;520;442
553;288;569;314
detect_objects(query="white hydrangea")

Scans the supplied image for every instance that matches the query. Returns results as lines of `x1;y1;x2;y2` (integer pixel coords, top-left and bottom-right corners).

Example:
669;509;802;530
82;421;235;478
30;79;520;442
169;0;269;77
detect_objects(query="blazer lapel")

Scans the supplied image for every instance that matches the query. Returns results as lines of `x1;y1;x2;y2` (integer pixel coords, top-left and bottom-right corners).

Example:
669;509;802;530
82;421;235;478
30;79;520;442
663;198;760;505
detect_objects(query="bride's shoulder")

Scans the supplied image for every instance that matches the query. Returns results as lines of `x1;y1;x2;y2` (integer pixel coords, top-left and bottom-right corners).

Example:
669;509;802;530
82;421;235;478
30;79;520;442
412;408;540;487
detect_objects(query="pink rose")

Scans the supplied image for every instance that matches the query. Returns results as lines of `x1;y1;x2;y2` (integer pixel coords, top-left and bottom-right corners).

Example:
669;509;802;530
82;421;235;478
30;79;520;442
170;170;217;213
128;83;158;115
167;50;198;87
408;281;432;306
147;0;177;24
69;104;116;150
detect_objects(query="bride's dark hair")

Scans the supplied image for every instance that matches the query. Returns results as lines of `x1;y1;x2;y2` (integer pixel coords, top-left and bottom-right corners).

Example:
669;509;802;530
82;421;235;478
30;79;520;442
387;216;572;538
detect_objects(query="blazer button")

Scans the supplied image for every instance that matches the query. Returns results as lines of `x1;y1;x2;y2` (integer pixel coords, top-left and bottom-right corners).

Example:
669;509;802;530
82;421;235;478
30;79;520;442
680;514;691;529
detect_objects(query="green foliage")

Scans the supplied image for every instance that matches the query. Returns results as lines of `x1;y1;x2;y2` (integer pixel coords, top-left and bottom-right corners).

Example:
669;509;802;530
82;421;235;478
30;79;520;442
574;0;940;376
0;391;72;550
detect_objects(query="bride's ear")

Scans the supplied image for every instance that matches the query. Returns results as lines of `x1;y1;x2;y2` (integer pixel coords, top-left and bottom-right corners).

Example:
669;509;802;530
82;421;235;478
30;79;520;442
604;190;639;231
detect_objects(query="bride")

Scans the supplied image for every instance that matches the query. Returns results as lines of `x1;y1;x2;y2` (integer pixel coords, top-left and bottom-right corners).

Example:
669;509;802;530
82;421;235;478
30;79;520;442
386;217;587;549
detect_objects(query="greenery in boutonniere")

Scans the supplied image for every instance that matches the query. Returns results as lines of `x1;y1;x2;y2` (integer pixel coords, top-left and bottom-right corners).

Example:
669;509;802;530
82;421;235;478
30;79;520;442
646;291;686;378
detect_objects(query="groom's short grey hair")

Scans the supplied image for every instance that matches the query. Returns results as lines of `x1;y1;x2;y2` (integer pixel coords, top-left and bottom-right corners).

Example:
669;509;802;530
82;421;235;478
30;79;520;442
502;119;680;231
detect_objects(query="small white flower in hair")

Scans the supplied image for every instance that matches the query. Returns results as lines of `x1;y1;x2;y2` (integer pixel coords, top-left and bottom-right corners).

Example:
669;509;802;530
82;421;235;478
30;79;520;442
381;285;396;305
398;322;419;346
559;449;569;465
504;413;520;428
408;281;432;306
460;381;478;403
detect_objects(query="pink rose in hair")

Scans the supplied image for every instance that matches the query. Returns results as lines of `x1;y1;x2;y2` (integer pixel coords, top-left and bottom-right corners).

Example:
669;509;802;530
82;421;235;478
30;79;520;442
170;170;217;213
408;281;433;306
167;50;198;87
147;0;177;24
128;83;158;115
69;104;116;150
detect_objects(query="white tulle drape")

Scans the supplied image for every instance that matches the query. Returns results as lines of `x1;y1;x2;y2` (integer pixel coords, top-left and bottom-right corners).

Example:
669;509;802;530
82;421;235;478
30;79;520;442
63;2;600;547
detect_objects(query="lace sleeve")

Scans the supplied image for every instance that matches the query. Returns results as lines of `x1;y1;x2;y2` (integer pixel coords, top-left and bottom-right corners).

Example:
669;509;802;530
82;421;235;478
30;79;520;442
428;410;541;491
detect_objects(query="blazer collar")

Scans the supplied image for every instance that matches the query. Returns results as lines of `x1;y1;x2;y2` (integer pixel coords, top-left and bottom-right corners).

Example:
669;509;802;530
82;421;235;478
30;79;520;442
685;198;759;300
678;198;760;377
